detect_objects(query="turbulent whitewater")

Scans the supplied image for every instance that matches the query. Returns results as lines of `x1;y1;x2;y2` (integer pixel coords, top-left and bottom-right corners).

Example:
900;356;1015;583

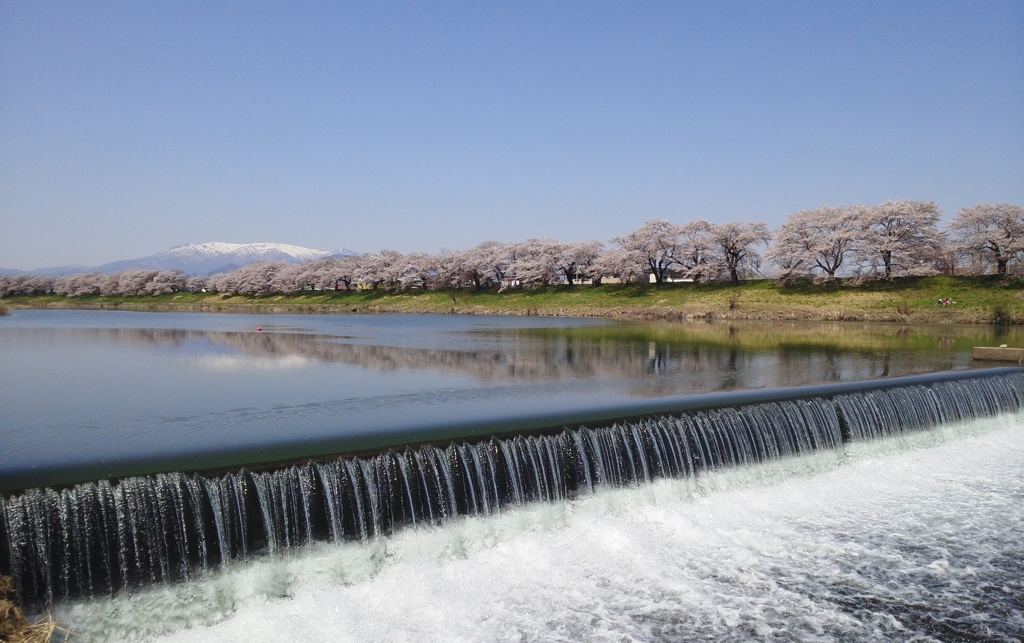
38;411;1024;642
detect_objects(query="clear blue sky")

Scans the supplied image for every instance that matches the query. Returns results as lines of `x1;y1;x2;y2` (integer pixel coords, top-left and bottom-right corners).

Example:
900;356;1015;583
2;1;1022;270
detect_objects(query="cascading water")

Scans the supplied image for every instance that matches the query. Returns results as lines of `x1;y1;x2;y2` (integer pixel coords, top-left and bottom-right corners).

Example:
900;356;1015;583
3;371;1023;607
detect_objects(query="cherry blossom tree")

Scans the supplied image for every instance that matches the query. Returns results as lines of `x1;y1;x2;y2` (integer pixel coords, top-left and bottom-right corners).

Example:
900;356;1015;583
430;250;470;289
287;257;354;291
399;252;439;290
285;261;319;291
612;219;684;284
451;247;488;289
675;220;717;282
502;238;602;286
142;270;188;295
99;270;133;296
0;275;55;295
352;250;408;290
859;200;944;279
210;261;291;295
456;241;511;289
50;270;190;296
53;273;104;297
710;221;771;282
506;239;559;287
766;205;865;280
948;203;1024;277
321;256;360;290
551;240;603;284
95;269;189;296
186;276;208;292
589;247;647;284
212;265;239;295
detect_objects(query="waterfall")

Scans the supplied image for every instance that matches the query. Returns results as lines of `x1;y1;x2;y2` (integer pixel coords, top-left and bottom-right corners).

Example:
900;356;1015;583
3;371;1023;606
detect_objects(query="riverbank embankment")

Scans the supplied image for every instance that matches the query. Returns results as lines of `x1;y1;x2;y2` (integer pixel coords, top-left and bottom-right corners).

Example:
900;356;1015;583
3;276;1023;324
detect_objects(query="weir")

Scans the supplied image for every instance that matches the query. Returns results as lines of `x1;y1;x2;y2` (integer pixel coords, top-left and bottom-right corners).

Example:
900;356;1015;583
2;367;1023;606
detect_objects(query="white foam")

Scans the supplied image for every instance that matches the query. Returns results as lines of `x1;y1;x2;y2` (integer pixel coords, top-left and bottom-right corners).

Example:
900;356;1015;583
54;413;1024;642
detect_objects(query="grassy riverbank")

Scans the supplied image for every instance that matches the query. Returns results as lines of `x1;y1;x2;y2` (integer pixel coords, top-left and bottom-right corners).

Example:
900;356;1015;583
4;276;1023;324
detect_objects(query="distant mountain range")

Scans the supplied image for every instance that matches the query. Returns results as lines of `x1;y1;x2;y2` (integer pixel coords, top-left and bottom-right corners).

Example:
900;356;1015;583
1;242;358;277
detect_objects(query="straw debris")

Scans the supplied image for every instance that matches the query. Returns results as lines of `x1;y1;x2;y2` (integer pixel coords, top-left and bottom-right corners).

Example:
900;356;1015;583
1;577;66;643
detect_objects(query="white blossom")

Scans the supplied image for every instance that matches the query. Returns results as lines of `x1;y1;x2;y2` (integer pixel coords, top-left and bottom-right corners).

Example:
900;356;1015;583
948;203;1024;277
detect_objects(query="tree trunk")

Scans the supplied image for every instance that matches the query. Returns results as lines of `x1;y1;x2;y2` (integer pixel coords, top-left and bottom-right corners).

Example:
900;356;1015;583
650;261;664;285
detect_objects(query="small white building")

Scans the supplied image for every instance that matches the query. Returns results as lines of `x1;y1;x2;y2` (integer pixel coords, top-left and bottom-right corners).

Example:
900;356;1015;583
650;273;694;284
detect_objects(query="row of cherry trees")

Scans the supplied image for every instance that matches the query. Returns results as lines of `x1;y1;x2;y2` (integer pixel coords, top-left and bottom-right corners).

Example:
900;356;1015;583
2;201;1021;298
0;269;207;298
769;201;1023;281
207;200;1024;294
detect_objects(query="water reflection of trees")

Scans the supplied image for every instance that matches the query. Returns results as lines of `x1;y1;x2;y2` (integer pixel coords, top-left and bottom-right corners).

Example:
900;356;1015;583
42;324;978;395
518;320;1024;354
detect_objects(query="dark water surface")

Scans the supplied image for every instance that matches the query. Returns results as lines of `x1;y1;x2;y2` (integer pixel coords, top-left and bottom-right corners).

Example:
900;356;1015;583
0;309;1016;489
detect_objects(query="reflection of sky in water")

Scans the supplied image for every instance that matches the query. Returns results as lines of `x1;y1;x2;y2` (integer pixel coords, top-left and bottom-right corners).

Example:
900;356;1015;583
0;309;1017;487
189;353;314;371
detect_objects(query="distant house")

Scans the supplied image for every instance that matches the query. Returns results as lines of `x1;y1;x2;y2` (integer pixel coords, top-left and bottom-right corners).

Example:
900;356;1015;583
649;272;694;284
559;275;615;285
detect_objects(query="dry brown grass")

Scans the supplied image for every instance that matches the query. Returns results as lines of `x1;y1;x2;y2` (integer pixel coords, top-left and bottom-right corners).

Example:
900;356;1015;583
1;577;67;643
2;615;64;643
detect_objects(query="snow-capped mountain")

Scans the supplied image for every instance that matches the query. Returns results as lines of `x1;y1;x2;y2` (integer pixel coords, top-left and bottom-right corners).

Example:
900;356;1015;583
95;242;338;275
164;242;332;262
1;242;359;277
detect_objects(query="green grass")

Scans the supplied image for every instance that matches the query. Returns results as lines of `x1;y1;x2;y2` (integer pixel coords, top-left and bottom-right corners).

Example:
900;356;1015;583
4;276;1024;324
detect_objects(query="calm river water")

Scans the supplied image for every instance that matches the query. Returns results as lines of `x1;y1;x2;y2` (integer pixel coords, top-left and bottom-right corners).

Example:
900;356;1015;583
1;309;1019;489
0;309;1019;487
